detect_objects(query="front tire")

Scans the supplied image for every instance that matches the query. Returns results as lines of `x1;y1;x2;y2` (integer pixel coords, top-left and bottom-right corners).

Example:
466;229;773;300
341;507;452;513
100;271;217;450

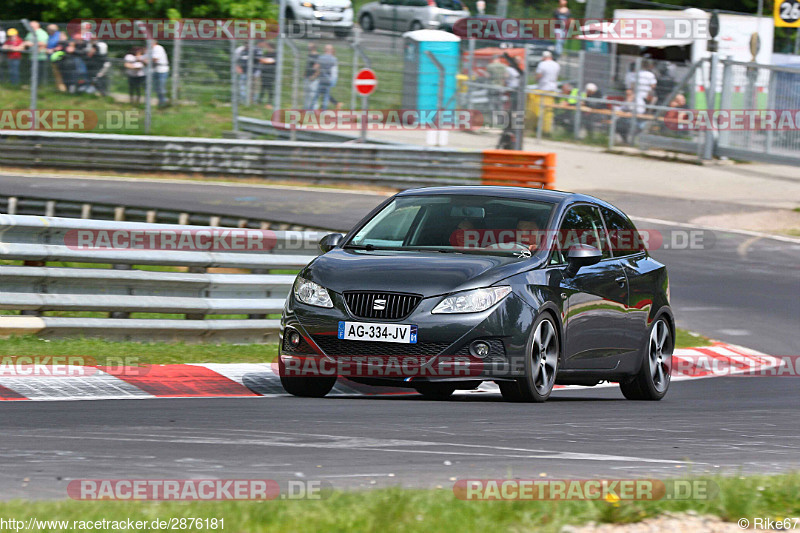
620;316;673;401
499;314;559;403
279;356;337;398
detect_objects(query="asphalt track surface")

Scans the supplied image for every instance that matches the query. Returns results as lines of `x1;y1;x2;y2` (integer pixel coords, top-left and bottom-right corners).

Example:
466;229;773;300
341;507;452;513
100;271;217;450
1;173;798;498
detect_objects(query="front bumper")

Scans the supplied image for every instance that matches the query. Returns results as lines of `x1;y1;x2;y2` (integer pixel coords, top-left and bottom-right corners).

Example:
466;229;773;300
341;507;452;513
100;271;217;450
295;7;354;28
280;290;535;382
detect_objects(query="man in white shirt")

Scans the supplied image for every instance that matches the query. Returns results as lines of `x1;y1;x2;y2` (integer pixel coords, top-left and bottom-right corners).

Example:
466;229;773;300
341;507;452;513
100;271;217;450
148;40;170;107
535;51;560;93
626;60;657;113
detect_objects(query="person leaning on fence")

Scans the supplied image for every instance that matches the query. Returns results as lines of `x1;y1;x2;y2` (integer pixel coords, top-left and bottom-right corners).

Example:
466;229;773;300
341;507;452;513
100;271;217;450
583;82;605;137
555;82;581;130
303;43;320;110
2;28;24;85
85;38;111;97
46;24;67;91
24;21;50;86
53;40;89;93
663;93;689;136
315;44;337;111
145;40;170;108
124;46;145;104
613;88;644;144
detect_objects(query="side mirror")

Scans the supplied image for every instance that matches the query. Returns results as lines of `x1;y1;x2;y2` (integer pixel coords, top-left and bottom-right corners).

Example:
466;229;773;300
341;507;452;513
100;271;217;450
318;233;344;254
564;244;602;277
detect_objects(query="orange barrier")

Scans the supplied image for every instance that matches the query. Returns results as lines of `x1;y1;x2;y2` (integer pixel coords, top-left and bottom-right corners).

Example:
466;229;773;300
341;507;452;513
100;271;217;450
480;150;556;189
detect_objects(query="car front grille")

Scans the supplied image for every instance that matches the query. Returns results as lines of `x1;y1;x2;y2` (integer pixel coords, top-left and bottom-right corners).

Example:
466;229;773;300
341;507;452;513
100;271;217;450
311;335;450;357
343;291;422;320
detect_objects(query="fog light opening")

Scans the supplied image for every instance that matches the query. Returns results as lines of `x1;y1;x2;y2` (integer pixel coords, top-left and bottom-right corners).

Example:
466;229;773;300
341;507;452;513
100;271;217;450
469;341;491;359
288;330;302;348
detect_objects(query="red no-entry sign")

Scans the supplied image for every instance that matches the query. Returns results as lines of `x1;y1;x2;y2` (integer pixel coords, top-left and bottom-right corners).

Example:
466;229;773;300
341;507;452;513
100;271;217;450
354;68;378;96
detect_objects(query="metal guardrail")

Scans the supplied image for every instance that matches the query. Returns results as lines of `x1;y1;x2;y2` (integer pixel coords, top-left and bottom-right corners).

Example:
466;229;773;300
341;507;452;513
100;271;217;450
237;117;403;145
0;131;484;189
0;195;325;231
0;214;322;343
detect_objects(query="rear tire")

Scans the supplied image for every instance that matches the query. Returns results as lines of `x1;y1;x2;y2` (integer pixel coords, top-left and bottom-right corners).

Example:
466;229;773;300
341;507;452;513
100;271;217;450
279;356;337;398
499;314;560;403
620;316;673;401
360;14;375;32
410;20;423;31
413;383;456;400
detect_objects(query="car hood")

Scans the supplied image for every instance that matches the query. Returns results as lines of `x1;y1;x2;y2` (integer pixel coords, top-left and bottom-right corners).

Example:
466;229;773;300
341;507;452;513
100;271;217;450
314;0;351;7
304;248;535;297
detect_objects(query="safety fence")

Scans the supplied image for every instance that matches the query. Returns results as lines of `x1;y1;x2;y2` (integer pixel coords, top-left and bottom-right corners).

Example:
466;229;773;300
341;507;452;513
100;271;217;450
0;131;556;189
0;214;323;343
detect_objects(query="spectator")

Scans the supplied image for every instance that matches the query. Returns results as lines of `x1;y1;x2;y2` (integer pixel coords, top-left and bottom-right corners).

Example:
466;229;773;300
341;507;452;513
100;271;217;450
46;25;67;91
315;44;337;111
257;41;276;107
24;21;49;86
146;40;170;107
583;82;604;136
503;52;522;112
2;28;24;85
553;0;571;58
124;46;145;104
86;38;111;96
663;93;688;134
53;40;89;93
303;43;320;109
486;55;507;112
626;60;657;116
535;51;560;93
235;42;262;103
614;88;644;144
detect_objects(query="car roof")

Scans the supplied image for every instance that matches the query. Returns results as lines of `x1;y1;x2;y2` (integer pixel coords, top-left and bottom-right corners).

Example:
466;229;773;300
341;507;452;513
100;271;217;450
397;186;616;210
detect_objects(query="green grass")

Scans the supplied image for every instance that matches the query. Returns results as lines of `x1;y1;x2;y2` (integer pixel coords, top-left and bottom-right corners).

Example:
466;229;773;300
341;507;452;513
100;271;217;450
675;329;712;349
0;473;798;532
0;336;278;365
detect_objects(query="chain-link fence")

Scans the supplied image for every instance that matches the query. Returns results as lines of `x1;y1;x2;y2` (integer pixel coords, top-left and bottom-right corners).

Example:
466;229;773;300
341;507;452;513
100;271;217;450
2;18;799;162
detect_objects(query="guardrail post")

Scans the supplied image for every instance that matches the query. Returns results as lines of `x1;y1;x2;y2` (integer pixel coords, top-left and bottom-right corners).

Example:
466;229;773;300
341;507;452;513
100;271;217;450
246;36;255;106
171;34;181;104
21;19;38;111
703;52;719;160
717;56;733;151
231;38;239;132
573;50;585;140
274;0;287;111
608;106;617;150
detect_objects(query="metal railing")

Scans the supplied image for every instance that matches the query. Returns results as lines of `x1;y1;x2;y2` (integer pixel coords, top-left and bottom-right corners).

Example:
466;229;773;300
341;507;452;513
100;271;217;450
0;214;322;343
0;131;483;188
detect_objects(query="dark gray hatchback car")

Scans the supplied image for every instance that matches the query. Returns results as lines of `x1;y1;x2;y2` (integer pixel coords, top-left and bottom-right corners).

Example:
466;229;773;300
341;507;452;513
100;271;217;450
279;187;674;402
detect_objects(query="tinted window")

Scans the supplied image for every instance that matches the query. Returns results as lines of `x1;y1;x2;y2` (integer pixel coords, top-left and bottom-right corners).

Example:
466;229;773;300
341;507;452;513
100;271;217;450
550;204;611;263
348;195;555;255
405;0;428;6
436;0;465;10
600;207;644;257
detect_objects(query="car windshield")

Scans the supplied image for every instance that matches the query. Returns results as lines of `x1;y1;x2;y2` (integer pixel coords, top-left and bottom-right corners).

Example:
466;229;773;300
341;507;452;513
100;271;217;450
436;0;465;10
346;194;555;255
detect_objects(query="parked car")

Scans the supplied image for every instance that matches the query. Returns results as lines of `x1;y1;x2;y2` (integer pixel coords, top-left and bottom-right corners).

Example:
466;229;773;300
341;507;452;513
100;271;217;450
282;0;354;37
358;0;469;33
279;187;675;403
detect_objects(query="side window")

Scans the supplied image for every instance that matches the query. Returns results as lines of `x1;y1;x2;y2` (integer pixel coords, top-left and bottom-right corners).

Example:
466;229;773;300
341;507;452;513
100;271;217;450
554;205;611;262
600;207;644;257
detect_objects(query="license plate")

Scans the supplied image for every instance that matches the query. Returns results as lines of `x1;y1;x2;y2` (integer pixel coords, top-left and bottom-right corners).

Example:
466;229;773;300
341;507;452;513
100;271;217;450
338;321;418;344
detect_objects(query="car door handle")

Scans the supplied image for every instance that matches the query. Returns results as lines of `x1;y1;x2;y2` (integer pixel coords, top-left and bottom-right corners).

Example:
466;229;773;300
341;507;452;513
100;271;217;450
615;276;627;286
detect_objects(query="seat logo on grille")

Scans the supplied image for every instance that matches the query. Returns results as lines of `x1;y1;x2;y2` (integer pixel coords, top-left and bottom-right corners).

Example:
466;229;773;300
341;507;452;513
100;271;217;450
373;299;387;311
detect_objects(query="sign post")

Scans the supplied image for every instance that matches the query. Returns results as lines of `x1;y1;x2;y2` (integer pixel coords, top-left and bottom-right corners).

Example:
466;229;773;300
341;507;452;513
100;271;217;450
354;68;377;143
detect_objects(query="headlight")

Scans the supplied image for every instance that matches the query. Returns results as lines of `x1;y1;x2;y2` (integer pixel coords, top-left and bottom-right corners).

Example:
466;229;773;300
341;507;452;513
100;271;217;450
294;276;333;308
301;2;314;7
431;286;511;314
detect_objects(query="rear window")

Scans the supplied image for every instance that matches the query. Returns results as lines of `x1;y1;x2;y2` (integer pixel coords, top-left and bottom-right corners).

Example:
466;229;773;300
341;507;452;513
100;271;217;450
436;0;465;10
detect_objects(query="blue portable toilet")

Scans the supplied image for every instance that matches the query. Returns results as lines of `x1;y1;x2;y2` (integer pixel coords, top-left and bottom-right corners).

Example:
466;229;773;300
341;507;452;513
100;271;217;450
402;30;461;111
